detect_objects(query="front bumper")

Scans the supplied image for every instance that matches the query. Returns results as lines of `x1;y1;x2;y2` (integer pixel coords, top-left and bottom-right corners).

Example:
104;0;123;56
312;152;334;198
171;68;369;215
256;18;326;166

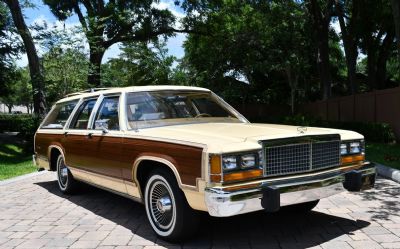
205;162;376;217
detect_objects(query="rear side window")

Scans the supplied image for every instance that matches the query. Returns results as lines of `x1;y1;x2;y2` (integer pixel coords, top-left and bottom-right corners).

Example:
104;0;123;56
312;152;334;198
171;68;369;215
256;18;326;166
93;96;120;130
69;98;97;129
41;100;78;129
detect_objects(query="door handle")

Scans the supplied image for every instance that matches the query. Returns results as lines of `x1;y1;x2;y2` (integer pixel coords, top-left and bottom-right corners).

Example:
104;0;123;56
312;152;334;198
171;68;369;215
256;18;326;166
87;133;93;139
63;131;68;137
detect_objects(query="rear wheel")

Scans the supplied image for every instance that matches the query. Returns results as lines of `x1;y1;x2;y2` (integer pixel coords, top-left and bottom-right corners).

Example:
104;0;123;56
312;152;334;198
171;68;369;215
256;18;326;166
56;154;77;194
144;168;199;242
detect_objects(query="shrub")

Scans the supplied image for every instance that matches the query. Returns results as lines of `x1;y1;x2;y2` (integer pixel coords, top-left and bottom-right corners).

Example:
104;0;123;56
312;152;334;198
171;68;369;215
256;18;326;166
0;114;41;152
280;114;396;144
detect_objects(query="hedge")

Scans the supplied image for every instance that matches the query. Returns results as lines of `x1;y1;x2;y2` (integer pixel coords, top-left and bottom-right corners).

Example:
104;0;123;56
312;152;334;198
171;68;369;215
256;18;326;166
281;114;396;144
0;114;41;152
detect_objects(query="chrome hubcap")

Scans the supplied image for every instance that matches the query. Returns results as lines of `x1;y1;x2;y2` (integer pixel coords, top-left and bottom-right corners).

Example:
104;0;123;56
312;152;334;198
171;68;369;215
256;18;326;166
156;196;172;213
150;181;174;230
58;158;68;187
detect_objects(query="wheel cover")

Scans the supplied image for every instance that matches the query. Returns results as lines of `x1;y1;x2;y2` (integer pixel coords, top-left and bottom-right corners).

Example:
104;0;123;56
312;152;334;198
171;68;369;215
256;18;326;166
57;157;68;188
148;180;175;231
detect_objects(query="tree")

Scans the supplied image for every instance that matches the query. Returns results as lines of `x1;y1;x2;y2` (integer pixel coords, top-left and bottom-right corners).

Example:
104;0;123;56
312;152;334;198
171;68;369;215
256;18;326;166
102;39;175;87
43;0;184;87
334;0;361;94
358;0;395;90
306;0;335;100
391;0;400;61
0;1;21;96
33;25;89;104
1;0;46;115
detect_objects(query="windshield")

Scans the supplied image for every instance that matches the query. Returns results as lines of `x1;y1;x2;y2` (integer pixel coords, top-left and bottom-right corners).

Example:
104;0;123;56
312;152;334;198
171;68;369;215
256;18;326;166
126;91;244;129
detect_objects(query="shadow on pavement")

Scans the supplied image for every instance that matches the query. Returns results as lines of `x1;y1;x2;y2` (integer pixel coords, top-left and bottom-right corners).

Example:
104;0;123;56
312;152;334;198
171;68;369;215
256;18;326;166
36;180;370;248
358;178;400;221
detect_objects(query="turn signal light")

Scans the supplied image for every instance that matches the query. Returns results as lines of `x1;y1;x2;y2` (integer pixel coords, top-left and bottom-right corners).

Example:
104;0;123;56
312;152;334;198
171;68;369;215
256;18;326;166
210;155;222;174
223;169;263;182
341;154;365;164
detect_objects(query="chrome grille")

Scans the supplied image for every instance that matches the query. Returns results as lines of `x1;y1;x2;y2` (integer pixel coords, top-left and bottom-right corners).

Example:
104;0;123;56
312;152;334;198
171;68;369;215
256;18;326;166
264;137;340;177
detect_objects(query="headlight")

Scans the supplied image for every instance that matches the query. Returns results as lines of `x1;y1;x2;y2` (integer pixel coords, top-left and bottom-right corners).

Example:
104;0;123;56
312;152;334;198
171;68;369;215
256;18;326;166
349;142;361;154
341;140;364;155
222;156;237;171
241;154;256;168
340;143;348;155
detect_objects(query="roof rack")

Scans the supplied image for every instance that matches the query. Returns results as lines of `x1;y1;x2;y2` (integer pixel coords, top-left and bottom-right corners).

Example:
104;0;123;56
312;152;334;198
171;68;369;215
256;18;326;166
65;88;114;98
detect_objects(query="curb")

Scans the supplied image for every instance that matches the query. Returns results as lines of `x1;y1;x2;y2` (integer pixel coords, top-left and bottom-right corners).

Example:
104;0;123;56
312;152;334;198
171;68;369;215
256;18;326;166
375;163;400;184
0;170;49;186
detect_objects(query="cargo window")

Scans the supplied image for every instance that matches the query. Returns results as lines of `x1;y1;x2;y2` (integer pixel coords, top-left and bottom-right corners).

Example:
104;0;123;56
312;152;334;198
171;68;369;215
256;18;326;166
41;100;78;129
69;98;97;129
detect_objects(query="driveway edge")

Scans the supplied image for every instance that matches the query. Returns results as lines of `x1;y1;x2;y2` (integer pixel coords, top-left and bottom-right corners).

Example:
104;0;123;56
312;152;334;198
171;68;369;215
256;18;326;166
375;163;400;184
0;170;48;186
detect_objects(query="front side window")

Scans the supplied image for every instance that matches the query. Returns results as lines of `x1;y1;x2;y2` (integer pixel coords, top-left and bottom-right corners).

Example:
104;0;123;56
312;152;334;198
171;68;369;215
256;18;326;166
69;98;97;129
126;91;242;129
41;100;78;129
93;96;120;130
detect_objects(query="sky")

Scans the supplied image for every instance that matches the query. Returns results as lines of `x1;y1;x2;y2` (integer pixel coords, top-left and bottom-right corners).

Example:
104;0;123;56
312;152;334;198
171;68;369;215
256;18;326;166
16;0;186;67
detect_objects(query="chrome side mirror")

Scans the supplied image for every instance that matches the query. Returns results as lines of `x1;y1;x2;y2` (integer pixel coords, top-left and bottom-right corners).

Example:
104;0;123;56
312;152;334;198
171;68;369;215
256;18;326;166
95;119;109;134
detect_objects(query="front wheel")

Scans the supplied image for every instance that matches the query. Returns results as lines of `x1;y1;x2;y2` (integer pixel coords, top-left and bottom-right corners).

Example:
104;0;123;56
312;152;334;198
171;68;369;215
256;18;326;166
144;168;199;242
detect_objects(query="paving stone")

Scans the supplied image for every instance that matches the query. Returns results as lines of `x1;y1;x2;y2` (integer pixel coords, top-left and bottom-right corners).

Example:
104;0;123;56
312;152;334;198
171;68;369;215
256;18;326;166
1;172;400;249
70;239;101;248
15;238;51;248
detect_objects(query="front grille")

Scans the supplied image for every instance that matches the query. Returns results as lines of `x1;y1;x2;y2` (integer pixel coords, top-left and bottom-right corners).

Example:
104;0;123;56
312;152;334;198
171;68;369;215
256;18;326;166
264;136;340;177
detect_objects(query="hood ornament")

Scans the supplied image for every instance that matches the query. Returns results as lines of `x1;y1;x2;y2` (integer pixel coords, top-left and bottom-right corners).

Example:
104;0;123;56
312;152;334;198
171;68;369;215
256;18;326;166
297;126;307;134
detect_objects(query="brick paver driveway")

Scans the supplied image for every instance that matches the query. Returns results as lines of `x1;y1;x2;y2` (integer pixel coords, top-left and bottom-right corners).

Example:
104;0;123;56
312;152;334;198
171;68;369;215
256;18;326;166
0;172;399;249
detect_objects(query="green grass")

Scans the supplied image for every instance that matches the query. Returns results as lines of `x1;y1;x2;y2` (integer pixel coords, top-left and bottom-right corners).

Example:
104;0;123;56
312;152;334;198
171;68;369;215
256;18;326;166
0;143;36;180
366;143;400;170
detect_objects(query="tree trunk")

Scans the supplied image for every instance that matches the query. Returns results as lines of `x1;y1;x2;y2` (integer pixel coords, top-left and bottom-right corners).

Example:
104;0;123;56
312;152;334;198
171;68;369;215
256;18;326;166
335;0;359;94
307;0;333;100
376;31;395;89
7;105;12;113
3;0;46;116
88;47;105;87
317;27;332;100
367;46;377;89
391;0;400;61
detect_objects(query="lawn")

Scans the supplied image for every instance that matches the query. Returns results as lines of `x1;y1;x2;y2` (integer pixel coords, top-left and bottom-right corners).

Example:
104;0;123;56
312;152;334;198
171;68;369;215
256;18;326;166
0;142;36;180
366;142;400;170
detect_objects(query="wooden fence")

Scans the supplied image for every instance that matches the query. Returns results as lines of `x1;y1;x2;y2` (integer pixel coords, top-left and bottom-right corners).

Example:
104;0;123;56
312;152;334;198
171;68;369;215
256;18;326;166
300;86;400;139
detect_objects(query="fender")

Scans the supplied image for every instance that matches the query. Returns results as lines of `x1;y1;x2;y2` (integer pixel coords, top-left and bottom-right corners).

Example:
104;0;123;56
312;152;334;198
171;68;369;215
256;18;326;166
47;144;66;171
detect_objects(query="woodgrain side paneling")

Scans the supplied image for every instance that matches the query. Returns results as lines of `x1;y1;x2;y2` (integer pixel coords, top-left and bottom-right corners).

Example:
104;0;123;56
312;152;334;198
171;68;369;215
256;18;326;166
36;131;204;187
35;132;63;160
121;138;203;186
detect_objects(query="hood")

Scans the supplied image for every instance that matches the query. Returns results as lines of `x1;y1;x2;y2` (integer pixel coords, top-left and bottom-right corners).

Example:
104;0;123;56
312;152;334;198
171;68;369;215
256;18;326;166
129;122;363;153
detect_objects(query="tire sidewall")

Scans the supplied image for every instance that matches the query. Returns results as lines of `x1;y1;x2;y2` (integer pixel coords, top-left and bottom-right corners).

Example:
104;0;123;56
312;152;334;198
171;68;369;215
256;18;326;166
144;174;177;237
56;155;69;192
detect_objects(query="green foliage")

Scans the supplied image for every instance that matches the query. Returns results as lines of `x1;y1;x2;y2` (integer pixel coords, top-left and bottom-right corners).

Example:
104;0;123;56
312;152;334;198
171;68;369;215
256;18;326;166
366;143;400;170
0;2;22;95
181;0;322;107
0;143;36;180
282;114;396;143
102;39;176;87
0;114;41;152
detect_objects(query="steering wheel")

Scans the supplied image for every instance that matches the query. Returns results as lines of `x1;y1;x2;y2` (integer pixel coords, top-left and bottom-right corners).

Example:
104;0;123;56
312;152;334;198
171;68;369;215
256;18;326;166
195;113;212;118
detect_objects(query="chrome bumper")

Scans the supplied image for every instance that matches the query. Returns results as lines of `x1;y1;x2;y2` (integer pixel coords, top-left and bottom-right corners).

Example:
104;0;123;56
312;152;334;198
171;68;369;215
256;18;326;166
205;162;376;217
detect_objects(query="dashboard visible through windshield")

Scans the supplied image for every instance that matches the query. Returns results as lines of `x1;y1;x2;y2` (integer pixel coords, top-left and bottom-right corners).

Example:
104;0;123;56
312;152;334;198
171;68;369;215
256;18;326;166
126;91;243;129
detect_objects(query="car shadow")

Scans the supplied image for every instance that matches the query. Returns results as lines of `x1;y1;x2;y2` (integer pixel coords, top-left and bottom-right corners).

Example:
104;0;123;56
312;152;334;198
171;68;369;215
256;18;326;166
35;180;370;248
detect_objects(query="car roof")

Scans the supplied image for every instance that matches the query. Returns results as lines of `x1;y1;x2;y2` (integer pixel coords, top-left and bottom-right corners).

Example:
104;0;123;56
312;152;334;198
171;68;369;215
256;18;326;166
57;85;211;104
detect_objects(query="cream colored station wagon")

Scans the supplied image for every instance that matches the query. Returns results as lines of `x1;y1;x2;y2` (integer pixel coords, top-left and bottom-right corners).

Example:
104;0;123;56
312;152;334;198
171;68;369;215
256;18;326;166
34;85;376;241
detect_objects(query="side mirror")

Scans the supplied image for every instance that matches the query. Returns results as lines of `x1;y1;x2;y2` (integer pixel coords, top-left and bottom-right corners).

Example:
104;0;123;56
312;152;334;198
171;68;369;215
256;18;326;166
101;126;109;134
95;120;109;134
